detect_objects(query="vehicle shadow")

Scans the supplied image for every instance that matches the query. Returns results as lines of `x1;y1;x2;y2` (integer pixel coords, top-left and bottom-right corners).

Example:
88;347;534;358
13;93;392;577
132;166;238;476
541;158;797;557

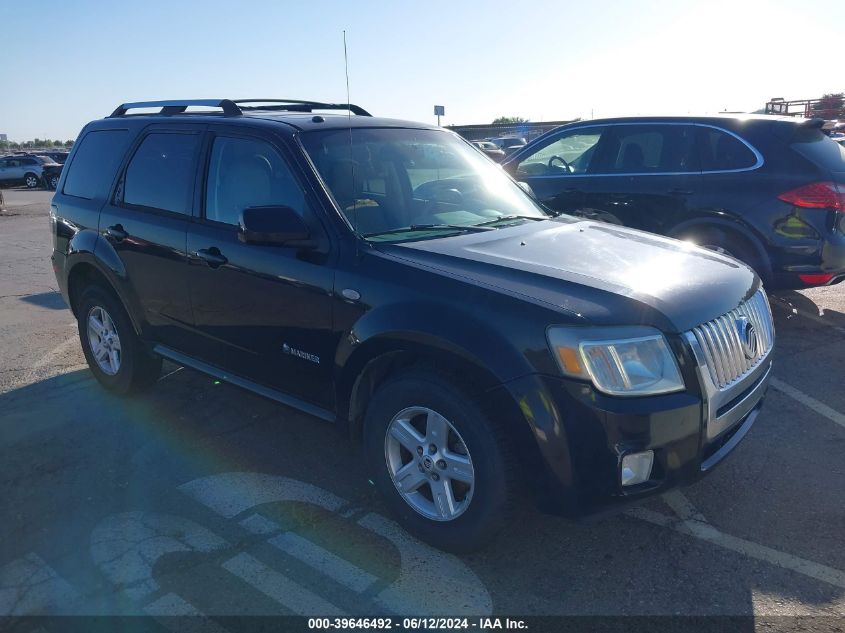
769;289;845;328
0;366;842;620
18;291;67;310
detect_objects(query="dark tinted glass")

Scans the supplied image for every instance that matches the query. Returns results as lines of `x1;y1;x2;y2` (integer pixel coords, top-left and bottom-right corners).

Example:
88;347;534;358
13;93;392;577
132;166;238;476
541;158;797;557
205;136;305;225
124;133;199;214
788;126;845;169
698;128;757;171
21;158;37;165
63;129;131;199
593;125;698;173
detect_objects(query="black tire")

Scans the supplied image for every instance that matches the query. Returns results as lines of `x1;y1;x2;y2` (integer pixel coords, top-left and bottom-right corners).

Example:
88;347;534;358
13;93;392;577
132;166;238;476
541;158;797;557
24;173;40;189
48;174;59;190
77;285;162;395
363;368;516;553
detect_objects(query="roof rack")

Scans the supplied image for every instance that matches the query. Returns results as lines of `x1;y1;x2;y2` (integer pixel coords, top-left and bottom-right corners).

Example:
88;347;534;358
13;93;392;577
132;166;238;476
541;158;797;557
233;99;372;117
108;99;372;118
109;99;242;117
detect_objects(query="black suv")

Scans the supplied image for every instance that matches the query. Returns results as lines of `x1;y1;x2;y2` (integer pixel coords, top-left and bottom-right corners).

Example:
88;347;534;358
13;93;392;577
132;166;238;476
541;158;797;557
504;115;845;289
51;99;774;551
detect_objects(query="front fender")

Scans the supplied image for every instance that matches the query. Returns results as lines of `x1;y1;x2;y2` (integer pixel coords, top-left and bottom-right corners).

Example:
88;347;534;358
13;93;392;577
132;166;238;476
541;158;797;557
335;300;537;386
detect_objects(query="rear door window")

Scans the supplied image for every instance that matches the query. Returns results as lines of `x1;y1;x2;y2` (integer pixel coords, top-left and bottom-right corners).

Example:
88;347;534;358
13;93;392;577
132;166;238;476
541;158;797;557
591;124;698;174
63;129;131;199
697;127;758;171
123;132;200;214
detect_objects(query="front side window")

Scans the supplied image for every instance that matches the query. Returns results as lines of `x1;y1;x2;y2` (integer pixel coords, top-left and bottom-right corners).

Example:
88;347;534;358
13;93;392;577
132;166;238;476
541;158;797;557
301;127;549;240
515;129;604;177
205;136;305;226
123;132;200;214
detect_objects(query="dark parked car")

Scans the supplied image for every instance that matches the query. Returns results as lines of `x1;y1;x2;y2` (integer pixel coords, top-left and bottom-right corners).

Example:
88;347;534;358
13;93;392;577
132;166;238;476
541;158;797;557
504;115;845;289
42;162;63;190
489;136;527;156
471;140;507;162
51;99;773;551
42;151;70;164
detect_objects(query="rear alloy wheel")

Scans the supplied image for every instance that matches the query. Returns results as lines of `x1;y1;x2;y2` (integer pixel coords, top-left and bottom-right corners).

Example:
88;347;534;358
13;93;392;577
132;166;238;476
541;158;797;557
77;285;162;394
49;174;59;190
364;369;516;552
87;305;122;376
24;173;39;189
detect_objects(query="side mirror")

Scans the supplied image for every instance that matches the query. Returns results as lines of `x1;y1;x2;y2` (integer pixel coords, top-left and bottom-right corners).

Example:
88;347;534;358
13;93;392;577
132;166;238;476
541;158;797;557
238;205;312;247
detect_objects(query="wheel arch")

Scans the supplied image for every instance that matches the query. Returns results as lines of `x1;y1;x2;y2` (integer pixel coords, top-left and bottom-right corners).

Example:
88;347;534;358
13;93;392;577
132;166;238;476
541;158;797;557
338;336;552;496
66;259;142;335
668;217;773;281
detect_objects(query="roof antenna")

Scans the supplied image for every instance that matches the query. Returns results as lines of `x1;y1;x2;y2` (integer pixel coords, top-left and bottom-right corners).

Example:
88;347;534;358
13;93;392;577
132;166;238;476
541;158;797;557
343;30;359;241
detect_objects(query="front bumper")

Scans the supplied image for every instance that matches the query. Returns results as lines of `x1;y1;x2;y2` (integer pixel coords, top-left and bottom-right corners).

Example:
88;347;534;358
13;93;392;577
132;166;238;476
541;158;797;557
494;358;771;517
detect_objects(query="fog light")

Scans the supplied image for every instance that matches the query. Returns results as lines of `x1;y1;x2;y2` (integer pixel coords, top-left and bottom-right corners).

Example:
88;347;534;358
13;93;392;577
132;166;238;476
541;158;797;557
621;451;654;486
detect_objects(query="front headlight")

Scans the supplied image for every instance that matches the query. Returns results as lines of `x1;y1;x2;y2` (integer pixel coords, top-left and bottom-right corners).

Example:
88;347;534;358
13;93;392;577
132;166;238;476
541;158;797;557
547;326;684;396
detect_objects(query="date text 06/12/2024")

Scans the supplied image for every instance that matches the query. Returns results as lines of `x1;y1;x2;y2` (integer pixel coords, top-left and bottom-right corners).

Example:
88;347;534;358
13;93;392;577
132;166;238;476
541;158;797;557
307;618;528;630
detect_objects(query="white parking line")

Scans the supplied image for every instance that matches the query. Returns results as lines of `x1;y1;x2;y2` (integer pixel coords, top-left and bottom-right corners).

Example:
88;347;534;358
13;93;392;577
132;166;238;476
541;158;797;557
0;553;80;616
145;592;232;633
179;472;346;518
662;490;706;522
770;377;845;430
222;552;346;616
269;532;378;594
629;506;845;590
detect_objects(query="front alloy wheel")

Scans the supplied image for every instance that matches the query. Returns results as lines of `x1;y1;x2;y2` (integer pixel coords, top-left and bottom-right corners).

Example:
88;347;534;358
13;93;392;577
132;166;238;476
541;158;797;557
24;174;39;188
364;369;516;552
385;406;475;521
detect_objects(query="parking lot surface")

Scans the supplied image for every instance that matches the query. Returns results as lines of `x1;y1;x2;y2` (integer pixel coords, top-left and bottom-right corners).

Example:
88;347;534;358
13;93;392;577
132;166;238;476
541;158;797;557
1;189;844;623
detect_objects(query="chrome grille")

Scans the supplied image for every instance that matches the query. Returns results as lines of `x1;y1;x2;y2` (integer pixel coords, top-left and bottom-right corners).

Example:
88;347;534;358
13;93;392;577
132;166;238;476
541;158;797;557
690;290;774;390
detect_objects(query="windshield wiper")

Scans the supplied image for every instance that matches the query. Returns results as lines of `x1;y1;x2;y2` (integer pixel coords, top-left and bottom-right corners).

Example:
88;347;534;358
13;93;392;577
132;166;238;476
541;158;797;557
473;215;549;226
363;224;495;238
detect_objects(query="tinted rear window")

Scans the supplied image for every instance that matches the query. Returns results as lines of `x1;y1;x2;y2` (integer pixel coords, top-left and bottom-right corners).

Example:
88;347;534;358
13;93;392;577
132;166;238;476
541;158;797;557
123;132;199;214
698;128;758;171
787;126;845;170
63;129;131;199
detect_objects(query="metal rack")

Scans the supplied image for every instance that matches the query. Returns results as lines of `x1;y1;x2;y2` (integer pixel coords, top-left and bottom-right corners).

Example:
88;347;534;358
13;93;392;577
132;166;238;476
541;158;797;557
109;99;371;118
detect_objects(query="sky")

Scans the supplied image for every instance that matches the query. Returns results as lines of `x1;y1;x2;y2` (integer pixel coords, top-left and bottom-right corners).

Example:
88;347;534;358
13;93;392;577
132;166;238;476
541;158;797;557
0;0;842;141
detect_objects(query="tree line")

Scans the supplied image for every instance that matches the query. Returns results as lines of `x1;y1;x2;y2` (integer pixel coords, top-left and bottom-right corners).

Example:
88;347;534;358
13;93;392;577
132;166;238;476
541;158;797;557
0;138;74;151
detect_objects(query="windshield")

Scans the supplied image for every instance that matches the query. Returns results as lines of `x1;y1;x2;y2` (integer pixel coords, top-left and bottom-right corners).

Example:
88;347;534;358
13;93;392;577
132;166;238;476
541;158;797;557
300;127;549;241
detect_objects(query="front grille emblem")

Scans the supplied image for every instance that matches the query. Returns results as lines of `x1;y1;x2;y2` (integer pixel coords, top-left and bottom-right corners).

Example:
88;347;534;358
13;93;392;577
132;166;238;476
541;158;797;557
736;316;758;360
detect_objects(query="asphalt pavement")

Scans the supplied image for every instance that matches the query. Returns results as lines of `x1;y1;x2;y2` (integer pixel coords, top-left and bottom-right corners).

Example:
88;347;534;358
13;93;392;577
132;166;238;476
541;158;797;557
1;188;844;625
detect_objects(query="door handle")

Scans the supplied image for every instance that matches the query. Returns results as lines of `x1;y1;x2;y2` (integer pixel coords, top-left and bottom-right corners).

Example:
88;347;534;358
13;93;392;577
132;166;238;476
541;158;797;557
195;247;228;268
667;189;694;195
105;224;128;241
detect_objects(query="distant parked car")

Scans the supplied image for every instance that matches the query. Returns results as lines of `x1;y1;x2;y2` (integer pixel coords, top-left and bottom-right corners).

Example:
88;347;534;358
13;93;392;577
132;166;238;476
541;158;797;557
488;136;527;156
504;115;845;289
471;140;506;162
42;151;70;164
0;155;57;188
42;162;63;190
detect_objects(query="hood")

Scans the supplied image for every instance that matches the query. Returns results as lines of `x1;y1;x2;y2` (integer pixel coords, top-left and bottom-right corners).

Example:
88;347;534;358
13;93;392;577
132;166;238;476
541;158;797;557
380;218;759;333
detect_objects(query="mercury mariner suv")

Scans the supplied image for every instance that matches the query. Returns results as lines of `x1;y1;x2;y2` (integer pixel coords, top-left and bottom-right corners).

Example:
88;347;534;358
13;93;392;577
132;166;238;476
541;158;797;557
50;99;774;552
